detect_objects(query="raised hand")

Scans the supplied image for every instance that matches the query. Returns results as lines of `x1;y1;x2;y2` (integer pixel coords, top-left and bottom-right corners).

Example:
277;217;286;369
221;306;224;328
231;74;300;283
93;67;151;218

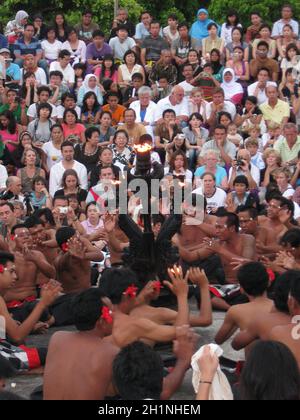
40;280;62;306
164;265;189;298
189;267;209;288
103;213;116;233
68;237;86;260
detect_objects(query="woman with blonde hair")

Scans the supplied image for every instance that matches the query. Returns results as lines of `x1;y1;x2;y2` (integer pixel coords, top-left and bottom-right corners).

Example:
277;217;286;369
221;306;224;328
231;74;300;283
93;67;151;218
17;148;46;193
273;167;294;199
261;148;282;188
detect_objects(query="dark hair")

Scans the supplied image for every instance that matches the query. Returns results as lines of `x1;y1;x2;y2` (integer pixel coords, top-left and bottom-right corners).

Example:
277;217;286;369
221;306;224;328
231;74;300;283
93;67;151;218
273;271;294;313
152;214;165;226
63;108;78;123
24;23;34;31
291;271;300;305
214;123;227;133
237;206;258;219
58;49;71;59
85;126;100;142
98;267;141;304
207;22;218;31
178;22;189;30
222;212;239;232
237;262;269;296
52;195;69;208
162;109;176;118
0;110;17;134
11;224;27;235
37;102;52;118
150;21;161;27
61;140;75;151
188;112;203;130
217;111;232;124
49;70;63;80
101;54;117;80
131;72;143;81
56;226;76;249
113;341;163;400
34;208;55;227
61;169;79;189
259;23;272;32
231;26;243;38
32;175;47;190
233;175;249;188
168;14;178;21
226;10;239;27
169;150;188;172
257;40;269;50
113;130;129;145
258;67;270;76
51;123;63;133
286;43;300;60
124;50;138;65
61;92;76;105
92;29;105;38
71;289;106;331
0;202;14;212
24;216;44;229
0;251;14;266
246;96;258;106
240;341;300;400
280;228;300;248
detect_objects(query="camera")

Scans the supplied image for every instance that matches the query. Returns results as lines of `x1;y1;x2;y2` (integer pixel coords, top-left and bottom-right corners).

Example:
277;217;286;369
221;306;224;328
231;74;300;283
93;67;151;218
236;159;244;167
59;206;69;214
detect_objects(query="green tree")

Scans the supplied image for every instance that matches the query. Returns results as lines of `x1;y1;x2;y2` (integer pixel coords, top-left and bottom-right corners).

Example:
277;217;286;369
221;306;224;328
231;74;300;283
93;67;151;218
209;0;300;27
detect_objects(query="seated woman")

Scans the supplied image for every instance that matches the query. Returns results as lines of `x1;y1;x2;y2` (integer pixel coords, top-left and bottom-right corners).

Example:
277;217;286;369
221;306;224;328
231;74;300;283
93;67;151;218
225;46;249;90
74;127;101;175
260;148;282;188
98;111;115;147
0;110;24;153
109;130;134;170
277;24;300;60
226;175;259;213
118;50;145;89
221;68;244;105
65;193;86;222
202;22;224;61
11;131;47;170
19;72;39;107
77;74;104;108
27;103;56;147
194;149;228;190
252;24;277;59
61;28;86;65
154;109;181;165
90;147;120;188
182;113;209;170
164;149;193;183
16;148;46;194
54;168;88;208
209;48;224;83
30;175;52;210
42;124;64;173
81;202;107;250
225;27;249;62
61;109;85;144
279;68;296;105
166;133;191;164
273;167;295;200
41;27;63;64
81;92;102;127
95;54;118;84
188;88;209;121
280;43;300;79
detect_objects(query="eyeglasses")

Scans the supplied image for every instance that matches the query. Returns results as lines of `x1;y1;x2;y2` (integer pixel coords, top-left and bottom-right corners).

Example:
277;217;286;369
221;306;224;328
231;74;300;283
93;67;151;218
266;204;281;209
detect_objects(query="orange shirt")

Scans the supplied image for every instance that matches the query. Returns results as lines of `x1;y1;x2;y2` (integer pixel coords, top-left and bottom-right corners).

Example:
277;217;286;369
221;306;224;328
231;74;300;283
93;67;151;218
102;104;126;127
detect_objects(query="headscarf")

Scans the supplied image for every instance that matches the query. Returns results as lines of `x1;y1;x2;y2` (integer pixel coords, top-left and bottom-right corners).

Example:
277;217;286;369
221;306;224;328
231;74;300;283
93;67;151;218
15;11;29;26
190;9;216;40
83;74;99;94
221;68;243;100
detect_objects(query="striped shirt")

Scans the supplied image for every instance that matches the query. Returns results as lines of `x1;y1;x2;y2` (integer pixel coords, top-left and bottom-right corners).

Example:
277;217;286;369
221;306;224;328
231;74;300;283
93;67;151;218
14;37;42;56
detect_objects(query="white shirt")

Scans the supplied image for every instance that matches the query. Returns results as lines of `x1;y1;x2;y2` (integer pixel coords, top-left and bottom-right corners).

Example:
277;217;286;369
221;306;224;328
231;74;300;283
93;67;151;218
282;185;295;198
163;26;179;43
193;186;227;211
41;39;62;61
228;164;260;187
178;81;195;97
49;160;88;197
129;100;157;138
155;96;189;122
21;68;47;86
49;61;75;85
272;19;299;37
42;141;63;170
247;81;277;105
0;165;8;190
56;105;81;120
109;37;136;61
206;101;237;120
27;102;58;119
61;40;87;63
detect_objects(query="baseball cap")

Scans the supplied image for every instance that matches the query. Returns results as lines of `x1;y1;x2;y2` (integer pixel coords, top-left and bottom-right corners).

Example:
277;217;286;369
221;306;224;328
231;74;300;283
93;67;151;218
0;48;10;54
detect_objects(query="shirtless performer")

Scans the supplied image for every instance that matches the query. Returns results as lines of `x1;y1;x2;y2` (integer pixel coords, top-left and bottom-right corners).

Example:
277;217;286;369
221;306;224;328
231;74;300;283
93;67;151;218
232;271;293;351
130;267;212;330
269;273;300;369
44;288;197;400
25;217;59;286
43;288;119;400
237;206;280;257
5;224;56;324
51;226;104;326
215;262;274;345
99;266;191;348
0;251;60;370
176;212;256;310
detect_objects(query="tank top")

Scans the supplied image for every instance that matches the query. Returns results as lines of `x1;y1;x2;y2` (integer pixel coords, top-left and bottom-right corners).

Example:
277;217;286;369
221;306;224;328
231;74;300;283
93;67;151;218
20;167;42;193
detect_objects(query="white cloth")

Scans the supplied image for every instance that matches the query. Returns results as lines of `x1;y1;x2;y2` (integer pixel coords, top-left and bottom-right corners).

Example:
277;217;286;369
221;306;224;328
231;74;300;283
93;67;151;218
41;40;62;61
56;105;81;120
27;102;57;119
61;40;87;63
49;160;88;197
42;141;63;170
129;100;156;138
191;344;233;401
49;61;75;85
193;187;227;211
206;101;236;120
154;96;189;122
247;81;277;105
0;165;8;190
221;68;243;101
228;164;260;187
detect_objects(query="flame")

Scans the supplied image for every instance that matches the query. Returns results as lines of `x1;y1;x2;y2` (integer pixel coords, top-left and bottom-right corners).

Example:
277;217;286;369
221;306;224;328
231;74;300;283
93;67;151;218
134;143;152;153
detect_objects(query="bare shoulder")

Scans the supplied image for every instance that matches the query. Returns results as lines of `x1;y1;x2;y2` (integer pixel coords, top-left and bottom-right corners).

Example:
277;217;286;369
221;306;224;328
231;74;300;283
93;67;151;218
241;233;255;244
0;295;7;313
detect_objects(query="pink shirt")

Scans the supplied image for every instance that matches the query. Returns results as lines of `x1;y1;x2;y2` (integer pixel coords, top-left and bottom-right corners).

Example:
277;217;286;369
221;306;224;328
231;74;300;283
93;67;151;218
0;129;19;152
81;218;104;235
62;123;85;142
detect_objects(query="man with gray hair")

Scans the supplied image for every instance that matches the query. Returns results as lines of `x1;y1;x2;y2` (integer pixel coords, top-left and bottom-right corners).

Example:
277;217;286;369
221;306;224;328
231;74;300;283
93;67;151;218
110;7;135;38
194;149;228;190
130;86;157;137
0;177;24;204
274;123;300;164
154;85;189;127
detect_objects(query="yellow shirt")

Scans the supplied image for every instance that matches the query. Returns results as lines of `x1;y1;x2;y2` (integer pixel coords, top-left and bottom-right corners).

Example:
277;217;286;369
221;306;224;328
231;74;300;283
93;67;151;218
274;136;300;163
260;100;290;125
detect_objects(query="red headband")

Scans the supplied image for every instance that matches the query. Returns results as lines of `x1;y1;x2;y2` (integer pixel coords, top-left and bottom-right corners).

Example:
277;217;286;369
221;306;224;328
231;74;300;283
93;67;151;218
0;265;4;274
153;281;163;294
61;242;69;253
101;306;113;324
123;285;138;298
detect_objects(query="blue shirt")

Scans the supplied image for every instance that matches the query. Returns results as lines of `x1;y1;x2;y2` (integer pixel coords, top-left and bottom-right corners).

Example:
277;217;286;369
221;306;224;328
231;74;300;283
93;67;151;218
194;165;227;187
0;35;8;49
6;63;21;81
14;36;42;56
